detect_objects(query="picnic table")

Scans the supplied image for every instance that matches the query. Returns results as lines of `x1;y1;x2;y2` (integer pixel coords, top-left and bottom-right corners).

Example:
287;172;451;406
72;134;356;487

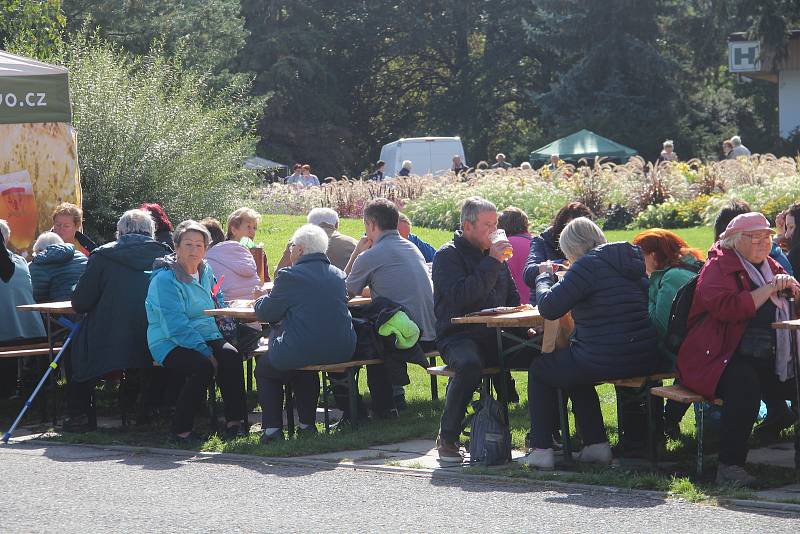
450;305;547;413
771;318;800;475
15;301;80;425
205;295;372;322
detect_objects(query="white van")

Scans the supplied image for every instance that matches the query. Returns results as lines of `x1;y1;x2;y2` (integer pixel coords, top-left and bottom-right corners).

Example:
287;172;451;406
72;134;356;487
379;137;466;177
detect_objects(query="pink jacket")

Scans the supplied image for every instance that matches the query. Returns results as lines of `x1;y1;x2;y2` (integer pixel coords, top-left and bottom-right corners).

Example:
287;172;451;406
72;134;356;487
205;240;261;302
507;234;533;305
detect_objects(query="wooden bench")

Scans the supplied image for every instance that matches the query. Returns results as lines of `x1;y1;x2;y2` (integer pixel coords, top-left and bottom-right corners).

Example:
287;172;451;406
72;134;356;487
650;384;723;476
293;359;384;434
0;342;63;359
554;372;680;464
426;365;501;378
426;365;502;405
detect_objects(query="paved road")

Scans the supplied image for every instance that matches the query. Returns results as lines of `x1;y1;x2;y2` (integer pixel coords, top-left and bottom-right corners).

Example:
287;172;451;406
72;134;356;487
1;443;798;533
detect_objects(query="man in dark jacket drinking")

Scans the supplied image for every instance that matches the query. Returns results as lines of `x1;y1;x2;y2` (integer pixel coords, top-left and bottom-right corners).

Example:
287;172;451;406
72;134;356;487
431;196;520;462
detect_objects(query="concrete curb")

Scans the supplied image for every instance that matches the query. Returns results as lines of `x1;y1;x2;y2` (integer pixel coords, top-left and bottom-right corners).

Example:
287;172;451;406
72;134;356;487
719;498;800;514
21;438;798;514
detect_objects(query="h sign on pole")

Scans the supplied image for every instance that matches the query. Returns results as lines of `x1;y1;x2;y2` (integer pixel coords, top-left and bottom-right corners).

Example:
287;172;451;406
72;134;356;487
729;41;761;73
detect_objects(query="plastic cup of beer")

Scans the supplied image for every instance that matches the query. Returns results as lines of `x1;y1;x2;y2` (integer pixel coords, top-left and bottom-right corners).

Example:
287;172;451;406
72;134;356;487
490;229;513;260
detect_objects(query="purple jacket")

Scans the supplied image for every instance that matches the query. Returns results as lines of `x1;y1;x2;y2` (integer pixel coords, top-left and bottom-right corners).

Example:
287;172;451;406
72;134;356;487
205;240;260;301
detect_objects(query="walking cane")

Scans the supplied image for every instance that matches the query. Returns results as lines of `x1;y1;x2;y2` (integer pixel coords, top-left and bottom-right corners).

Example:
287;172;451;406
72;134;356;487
784;292;800;480
2;319;81;444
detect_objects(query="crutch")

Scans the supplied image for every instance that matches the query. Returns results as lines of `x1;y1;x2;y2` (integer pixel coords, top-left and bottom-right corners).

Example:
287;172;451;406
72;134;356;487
2;318;81;444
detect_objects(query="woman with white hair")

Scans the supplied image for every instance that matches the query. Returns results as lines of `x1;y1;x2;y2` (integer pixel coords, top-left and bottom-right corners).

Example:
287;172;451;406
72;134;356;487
398;160;412;177
522;217;659;470
146;220;246;442
64;209;173;432
254;224;357;443
29;231;87;303
659;140;678;162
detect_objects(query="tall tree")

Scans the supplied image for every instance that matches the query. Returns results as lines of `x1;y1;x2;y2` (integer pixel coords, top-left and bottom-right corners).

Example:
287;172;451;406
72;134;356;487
0;0;65;57
528;0;683;161
61;0;248;79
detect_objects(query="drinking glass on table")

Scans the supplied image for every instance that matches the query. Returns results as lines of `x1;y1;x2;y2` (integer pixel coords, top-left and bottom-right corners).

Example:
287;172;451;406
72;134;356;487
489;229;514;260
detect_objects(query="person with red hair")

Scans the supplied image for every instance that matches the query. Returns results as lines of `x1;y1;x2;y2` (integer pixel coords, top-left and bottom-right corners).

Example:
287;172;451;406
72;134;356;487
632;228;704;441
632;229;704;358
140;203;175;250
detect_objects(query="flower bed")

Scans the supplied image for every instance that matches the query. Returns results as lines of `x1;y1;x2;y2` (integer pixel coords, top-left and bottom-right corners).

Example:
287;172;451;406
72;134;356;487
253;155;800;230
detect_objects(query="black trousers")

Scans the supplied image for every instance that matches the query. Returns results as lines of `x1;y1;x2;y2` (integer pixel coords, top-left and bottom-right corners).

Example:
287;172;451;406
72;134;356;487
438;335;534;443
715;353;797;466
255;358;320;429
163;340;245;434
528;348;609;450
330;364;394;419
615;385;664;451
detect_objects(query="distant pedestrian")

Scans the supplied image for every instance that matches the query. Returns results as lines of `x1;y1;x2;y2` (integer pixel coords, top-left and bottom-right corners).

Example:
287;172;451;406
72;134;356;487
722;139;733;159
728;135;751;158
451;155;468;174
369;160;386;181
398;160;412;177
491;153;512;170
658;140;678;163
547;154;560;172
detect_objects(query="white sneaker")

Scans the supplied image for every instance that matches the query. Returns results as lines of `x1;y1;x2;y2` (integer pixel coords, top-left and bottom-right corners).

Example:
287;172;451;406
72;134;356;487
519;448;555;470
575;442;612;465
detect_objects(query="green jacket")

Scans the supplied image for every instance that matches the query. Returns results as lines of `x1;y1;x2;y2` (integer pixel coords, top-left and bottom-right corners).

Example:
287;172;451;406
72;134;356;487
648;256;703;365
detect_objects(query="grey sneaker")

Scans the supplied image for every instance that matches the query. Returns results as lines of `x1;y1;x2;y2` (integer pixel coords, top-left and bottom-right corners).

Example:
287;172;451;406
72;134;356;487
715;463;757;487
575;442;612;465
519;448;555;470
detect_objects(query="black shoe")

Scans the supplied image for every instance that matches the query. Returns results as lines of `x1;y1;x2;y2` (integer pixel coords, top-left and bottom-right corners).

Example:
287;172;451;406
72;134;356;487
754;408;797;439
260;429;284;444
62;414;97;433
375;408;400;420
296;425;318;438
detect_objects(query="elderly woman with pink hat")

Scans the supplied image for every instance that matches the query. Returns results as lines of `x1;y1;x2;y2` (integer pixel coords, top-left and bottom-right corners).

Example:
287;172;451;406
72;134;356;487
678;212;800;486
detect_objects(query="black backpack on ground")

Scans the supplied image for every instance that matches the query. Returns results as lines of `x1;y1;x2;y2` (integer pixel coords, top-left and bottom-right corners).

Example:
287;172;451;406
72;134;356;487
465;396;512;466
663;263;704;355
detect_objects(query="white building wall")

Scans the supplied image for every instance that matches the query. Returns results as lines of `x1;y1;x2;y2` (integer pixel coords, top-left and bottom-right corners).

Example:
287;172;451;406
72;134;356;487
779;70;800;138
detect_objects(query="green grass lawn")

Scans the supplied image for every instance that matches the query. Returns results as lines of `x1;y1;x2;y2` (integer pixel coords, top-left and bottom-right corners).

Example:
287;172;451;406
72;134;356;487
25;216;794;501
256;215;714;279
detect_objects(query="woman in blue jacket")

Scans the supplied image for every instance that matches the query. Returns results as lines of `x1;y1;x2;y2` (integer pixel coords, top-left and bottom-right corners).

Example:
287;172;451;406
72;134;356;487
254;224;356;443
522;217;659;470
522;202;593;304
146;220;246;442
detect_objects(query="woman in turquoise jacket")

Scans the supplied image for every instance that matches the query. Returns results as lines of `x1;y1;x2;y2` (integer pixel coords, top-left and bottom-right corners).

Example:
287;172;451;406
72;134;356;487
632;229;704;440
146;220;246;441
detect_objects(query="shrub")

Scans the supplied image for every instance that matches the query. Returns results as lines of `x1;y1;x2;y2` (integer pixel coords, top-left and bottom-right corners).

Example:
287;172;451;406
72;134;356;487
254;176;435;219
602;204;634;230
633;195;712;229
46;33;260;240
406;170;569;232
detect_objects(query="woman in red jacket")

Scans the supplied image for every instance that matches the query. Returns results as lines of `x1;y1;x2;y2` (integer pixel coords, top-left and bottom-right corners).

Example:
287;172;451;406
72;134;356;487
678;212;800;486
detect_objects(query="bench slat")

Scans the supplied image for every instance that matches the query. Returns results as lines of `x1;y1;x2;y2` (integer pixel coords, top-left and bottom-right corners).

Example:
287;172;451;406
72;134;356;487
605;372;677;388
0;347;62;358
650;384;723;405
300;359;383;372
426;365;500;378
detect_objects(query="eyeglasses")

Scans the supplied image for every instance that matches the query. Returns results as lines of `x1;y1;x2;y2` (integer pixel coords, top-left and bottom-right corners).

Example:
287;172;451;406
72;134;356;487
741;232;772;244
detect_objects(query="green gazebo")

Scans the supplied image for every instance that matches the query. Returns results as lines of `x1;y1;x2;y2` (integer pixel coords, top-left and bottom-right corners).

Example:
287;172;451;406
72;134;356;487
530;129;637;163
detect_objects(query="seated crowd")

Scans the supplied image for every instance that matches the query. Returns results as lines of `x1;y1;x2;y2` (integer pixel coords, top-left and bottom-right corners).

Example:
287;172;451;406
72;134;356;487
2;193;799;487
